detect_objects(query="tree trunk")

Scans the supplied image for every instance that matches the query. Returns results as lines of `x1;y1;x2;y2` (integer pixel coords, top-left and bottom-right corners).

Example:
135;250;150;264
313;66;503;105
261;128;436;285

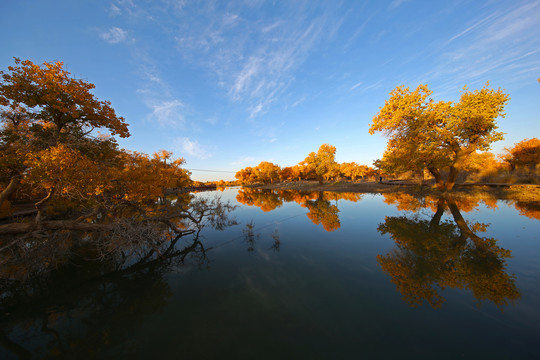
0;221;115;236
429;198;446;227
34;187;55;229
428;167;445;189
446;197;483;245
529;163;536;177
445;165;459;190
0;176;20;210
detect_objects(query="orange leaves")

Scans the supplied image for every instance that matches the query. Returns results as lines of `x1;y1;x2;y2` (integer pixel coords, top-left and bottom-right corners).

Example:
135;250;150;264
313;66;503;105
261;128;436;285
0;59;195;231
110;150;191;203
25;144;100;197
235;145;375;184
301;144;338;183
369;84;432;136
235;161;281;184
370;83;509;189
0;58;130;139
503;138;540;173
340;162;372;181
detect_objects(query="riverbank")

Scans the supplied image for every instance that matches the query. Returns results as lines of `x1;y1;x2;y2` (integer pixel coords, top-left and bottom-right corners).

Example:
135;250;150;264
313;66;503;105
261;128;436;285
245;180;540;202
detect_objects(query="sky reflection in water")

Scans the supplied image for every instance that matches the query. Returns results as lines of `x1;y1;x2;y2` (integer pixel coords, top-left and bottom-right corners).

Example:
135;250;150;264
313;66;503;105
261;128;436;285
1;188;539;359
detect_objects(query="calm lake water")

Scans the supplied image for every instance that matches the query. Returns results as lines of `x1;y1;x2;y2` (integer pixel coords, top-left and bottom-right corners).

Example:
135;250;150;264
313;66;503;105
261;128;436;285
1;187;539;359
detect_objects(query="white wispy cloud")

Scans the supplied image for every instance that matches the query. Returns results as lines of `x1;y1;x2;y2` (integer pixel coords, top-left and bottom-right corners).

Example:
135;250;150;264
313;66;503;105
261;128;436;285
109;4;122;16
100;27;128;44
291;96;306;108
133;51;188;129
174;137;212;159
173;2;343;118
222;12;240;27
483;1;540;43
410;0;540;94
444;11;498;45
349;81;363;91
142;98;185;127
389;0;409;10
262;21;283;33
231;156;256;167
108;0;147;19
205;117;218;125
249;103;264;118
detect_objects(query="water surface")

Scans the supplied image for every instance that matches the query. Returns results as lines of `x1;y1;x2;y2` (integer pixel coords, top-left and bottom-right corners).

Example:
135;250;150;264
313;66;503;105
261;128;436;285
1;188;539;359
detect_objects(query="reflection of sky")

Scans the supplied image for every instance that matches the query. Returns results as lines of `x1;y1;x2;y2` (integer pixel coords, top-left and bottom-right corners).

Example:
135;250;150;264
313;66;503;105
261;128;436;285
162;189;540;358
195;188;540;281
3;188;540;359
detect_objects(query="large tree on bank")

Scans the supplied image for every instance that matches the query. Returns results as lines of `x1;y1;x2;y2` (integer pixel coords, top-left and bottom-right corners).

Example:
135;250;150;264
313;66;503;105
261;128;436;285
0;58;130;210
369;83;509;190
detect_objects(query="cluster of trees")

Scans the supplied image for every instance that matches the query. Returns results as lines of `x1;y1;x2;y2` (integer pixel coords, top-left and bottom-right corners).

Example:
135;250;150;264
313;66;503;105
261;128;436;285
235;144;376;185
0;59;241;289
235;82;537;189
0;58;192;228
370;83;539;188
501;138;540;175
382;139;539;185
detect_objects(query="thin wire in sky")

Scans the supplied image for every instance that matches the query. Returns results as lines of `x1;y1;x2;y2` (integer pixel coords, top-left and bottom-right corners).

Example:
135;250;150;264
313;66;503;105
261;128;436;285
186;168;237;173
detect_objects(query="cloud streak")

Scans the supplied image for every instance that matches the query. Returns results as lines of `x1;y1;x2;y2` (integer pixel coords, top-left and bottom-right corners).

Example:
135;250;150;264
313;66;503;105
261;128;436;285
148;99;185;126
100;27;128;44
408;0;540;94
174;137;212;160
174;2;343;117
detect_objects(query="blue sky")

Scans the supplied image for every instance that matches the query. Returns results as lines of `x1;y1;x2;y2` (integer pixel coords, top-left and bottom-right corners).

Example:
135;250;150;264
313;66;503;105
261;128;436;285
2;0;539;181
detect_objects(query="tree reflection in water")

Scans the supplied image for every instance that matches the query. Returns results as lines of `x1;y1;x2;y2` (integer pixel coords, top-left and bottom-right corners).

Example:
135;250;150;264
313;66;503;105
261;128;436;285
511;200;540;220
0;195;237;359
377;193;520;309
236;188;362;232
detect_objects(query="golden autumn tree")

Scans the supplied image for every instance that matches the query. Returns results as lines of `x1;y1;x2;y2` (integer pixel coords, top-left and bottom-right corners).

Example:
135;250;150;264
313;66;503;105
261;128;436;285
340;162;372;181
235;167;255;184
457;151;504;182
370;84;509;190
502;138;540;175
235;162;281;184
301;144;338;184
0;58;196;237
253;161;281;184
110;150;190;204
279;166;295;182
290;165;305;182
0;58;130;211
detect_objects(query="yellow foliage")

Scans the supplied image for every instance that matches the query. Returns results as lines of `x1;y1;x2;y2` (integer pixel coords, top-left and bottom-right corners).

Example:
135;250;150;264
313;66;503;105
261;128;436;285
370;83;509;189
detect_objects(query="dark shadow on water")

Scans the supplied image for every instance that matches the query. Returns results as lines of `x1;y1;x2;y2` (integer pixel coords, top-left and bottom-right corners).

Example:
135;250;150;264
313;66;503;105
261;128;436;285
0;195;237;359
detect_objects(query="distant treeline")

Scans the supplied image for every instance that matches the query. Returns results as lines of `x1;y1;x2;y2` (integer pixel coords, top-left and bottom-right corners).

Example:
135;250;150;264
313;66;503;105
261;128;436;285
235;138;540;186
235;144;377;185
